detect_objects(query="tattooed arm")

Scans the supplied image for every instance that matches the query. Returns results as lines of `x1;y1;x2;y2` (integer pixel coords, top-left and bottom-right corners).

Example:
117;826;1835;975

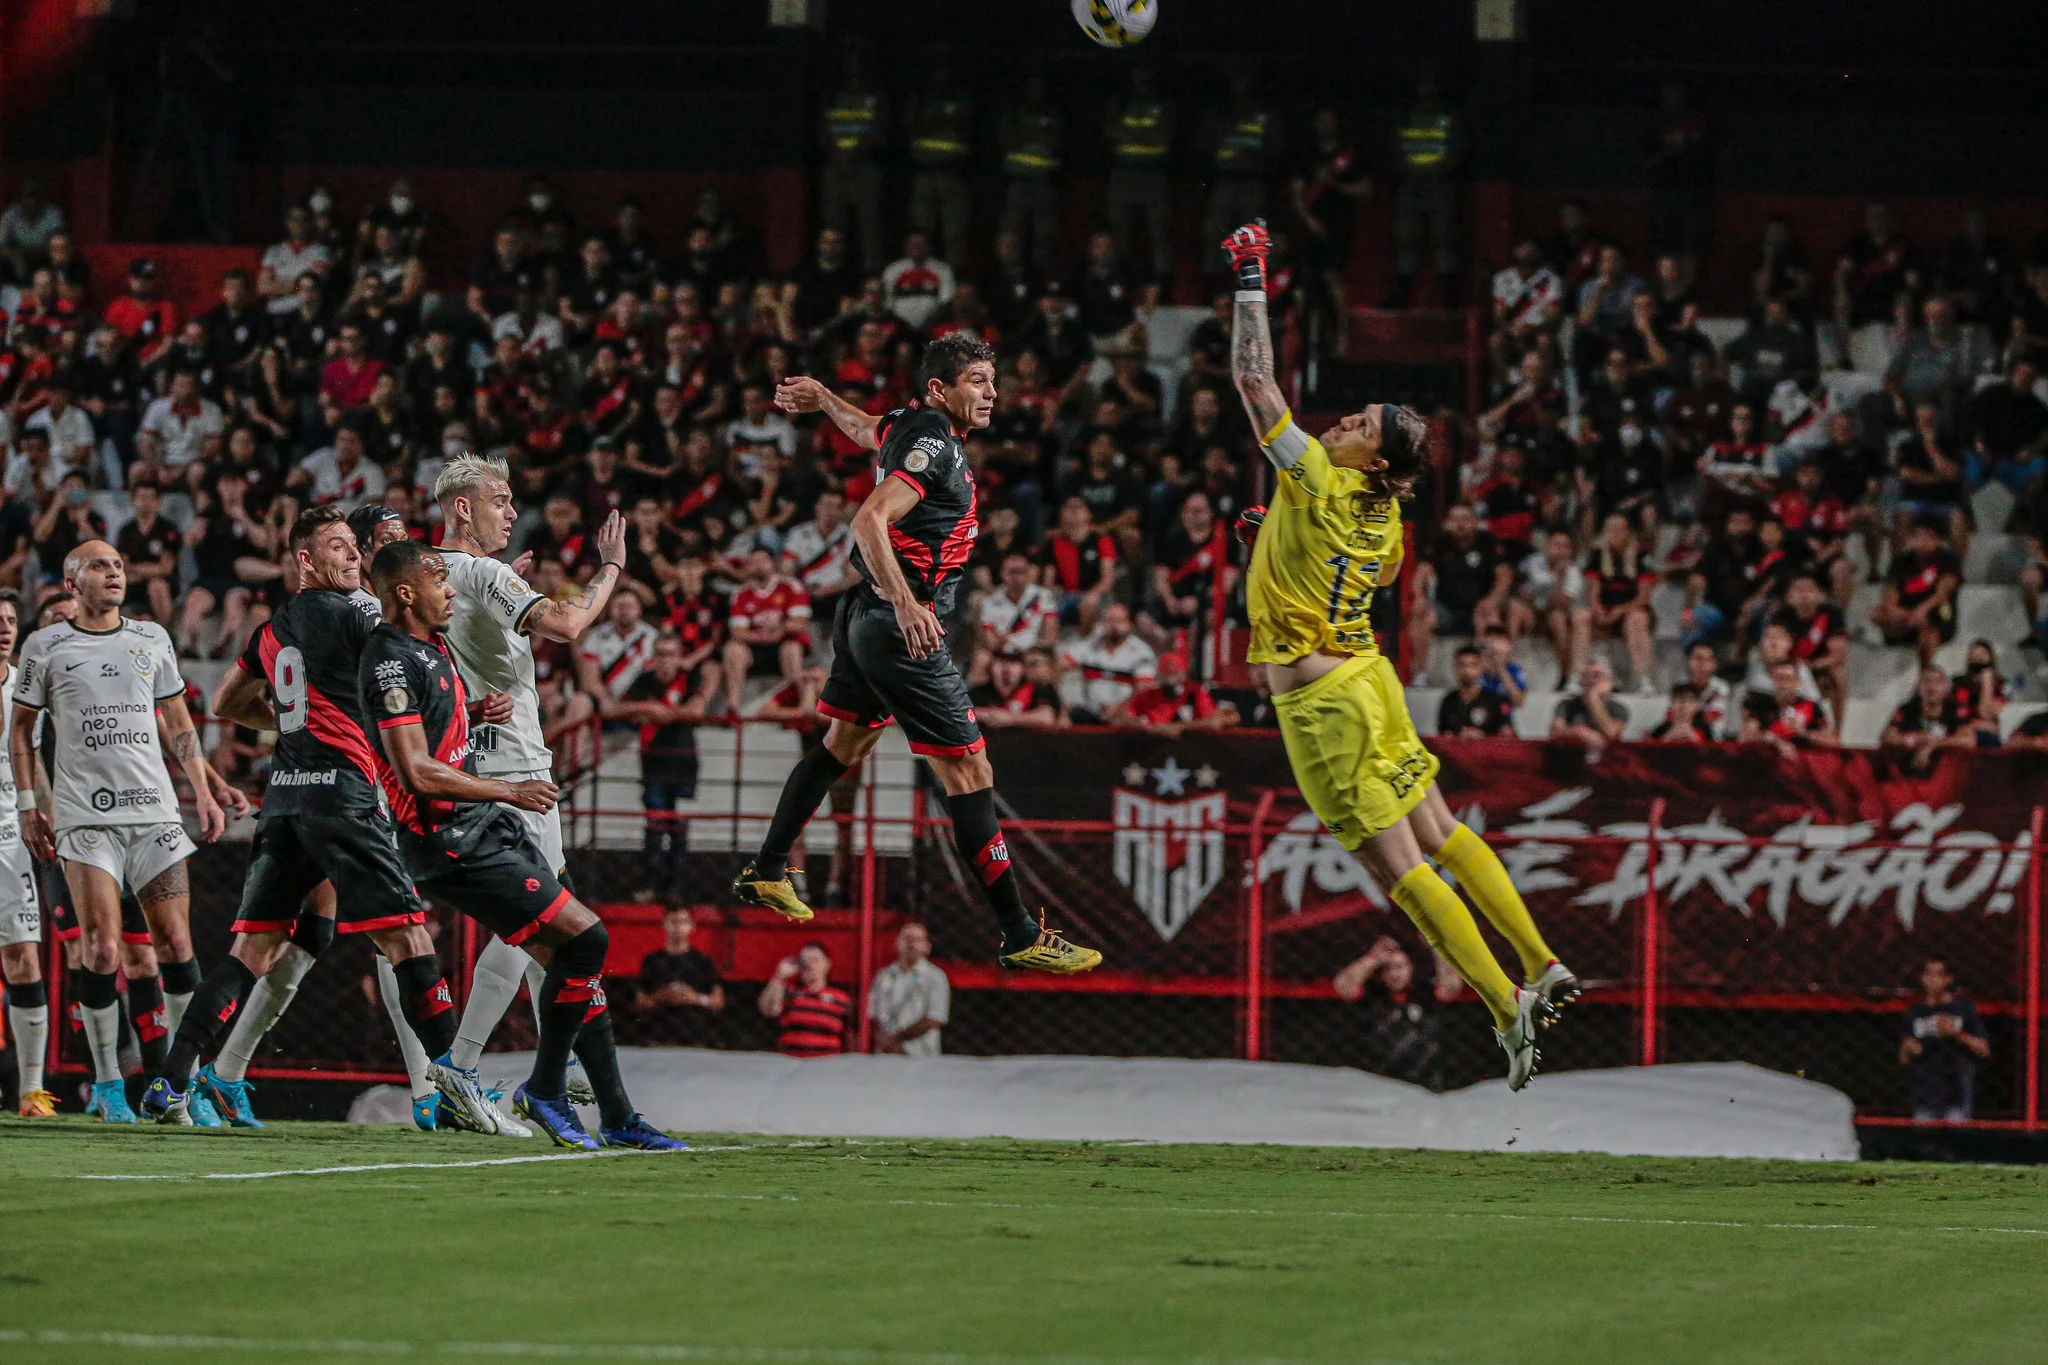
525;511;628;643
1230;293;1290;445
157;693;226;842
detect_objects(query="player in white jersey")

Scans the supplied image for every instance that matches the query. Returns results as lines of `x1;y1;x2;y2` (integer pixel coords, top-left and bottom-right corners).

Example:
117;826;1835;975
0;591;55;1117
430;453;628;1127
11;541;226;1122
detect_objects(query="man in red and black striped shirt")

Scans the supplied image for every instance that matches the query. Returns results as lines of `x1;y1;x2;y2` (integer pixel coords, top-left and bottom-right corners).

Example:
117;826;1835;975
759;942;850;1057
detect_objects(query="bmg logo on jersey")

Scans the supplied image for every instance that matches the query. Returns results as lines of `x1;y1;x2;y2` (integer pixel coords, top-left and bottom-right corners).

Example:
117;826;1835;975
90;785;163;813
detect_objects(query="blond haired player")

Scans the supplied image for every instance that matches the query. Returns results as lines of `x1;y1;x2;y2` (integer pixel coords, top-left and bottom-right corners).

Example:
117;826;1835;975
1222;221;1577;1089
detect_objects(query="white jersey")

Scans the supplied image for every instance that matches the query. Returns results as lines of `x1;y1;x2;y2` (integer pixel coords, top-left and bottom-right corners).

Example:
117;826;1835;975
979;584;1059;654
580;619;660;699
434;547;551;776
15;619;185;832
1063;631;1158;715
0;665;21;855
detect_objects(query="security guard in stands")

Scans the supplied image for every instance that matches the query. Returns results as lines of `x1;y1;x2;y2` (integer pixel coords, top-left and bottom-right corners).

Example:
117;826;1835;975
999;71;1064;270
904;57;975;266
818;48;888;271
1102;64;1176;279
1200;68;1284;279
1386;68;1465;310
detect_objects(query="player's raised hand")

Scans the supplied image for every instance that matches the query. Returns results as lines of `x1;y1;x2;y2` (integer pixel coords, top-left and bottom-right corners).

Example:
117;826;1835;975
595;510;627;569
894;598;945;661
509;550;534;581
1234;505;1266;546
1221;219;1272;293
475;691;516;726
503;778;558;813
19;809;53;864
775;376;830;414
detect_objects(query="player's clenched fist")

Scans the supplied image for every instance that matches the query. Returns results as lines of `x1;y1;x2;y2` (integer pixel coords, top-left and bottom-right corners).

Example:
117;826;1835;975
1234;505;1267;547
503;779;558;813
1222;220;1272;293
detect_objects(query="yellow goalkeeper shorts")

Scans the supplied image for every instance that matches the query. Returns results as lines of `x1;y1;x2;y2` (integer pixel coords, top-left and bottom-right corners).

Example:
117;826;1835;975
1273;655;1439;850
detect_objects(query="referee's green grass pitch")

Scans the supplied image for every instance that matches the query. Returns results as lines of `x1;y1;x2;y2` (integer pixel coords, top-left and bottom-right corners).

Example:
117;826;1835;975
6;1119;2047;1365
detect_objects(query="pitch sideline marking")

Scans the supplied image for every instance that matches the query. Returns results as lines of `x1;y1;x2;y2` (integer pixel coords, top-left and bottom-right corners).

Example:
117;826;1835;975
71;1141;848;1182
0;1327;1351;1365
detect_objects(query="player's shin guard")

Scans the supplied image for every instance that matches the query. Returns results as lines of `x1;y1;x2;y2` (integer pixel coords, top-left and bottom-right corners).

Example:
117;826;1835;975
77;968;122;1082
1435;823;1557;980
7;980;49;1094
571;997;633;1129
947;787;1038;949
754;747;850;881
529;924;608;1100
127;974;168;1076
449;935;529;1072
213;944;316;1083
1389;864;1519;1029
391;954;458;1061
160;956;202;1035
374;954;437;1100
161;958;257;1088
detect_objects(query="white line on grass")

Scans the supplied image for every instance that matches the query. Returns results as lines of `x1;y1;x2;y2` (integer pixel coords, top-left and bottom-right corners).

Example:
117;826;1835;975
71;1141;845;1181
0;1328;1354;1365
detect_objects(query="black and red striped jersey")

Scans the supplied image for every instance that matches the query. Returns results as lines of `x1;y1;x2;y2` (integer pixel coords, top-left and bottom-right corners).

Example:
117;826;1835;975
856;401;977;613
357;622;477;843
235;588;384;817
776;984;851;1058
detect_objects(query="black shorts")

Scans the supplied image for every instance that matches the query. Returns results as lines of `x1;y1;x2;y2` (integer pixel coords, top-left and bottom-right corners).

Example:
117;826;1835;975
48;878;151;945
232;812;425;937
744;642;791;676
818;587;985;758
410;806;571;946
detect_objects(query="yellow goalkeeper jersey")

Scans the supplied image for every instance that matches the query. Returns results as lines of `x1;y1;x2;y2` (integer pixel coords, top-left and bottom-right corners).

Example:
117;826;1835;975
1246;413;1405;665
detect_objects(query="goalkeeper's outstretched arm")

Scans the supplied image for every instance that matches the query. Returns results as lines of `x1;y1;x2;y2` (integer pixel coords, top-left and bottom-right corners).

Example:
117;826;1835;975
1221;221;1292;466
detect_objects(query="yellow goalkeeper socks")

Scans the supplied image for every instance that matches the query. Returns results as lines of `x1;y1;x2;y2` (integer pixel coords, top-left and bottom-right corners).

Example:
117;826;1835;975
1388;863;1518;1029
1435;823;1558;982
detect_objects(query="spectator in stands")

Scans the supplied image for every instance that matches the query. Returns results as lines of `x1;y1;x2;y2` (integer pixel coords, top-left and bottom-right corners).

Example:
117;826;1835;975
618;632;715;899
1140;491;1230;653
1750;214;1812;315
867;922;950;1057
1884;296;1993;428
1970;357;2048;492
1436;646;1514;739
978;552;1059;680
1111;651;1226;735
1514;526;1591;686
1409;503;1512;683
1039;495;1119;630
578;590;661;706
290;423;385;513
1332;936;1452;1091
1882;662;1967;767
1724;297;1813;410
1064;601;1156;724
28;371;95;484
1489;239;1564;368
1899;958;1988;1124
319;321;386;411
1683;507;1762;652
133;368;224;488
104;257;178;367
972;647;1062;730
1740;658;1837;752
1649;682;1708;743
1475;625;1527;709
1551;660;1627;747
1585;511;1658;692
1772;569;1850;723
881;231;955;333
0;178;63;278
1872;517;1962;663
1834;202;1915;331
721;546;810;712
760;942;850;1058
1951;638;2007;748
1573;245;1646;373
116;480;180;624
633;907;725;1045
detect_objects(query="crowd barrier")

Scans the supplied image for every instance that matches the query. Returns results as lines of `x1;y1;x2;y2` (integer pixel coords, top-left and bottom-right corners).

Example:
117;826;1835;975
28;723;2046;1130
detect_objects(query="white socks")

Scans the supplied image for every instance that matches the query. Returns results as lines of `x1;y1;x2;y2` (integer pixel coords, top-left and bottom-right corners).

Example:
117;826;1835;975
9;1003;47;1093
212;944;317;1084
80;1002;122;1083
164;990;192;1035
448;936;532;1072
374;954;437;1100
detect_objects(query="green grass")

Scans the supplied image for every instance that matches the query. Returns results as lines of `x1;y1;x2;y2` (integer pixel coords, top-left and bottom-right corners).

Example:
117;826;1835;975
5;1120;2048;1365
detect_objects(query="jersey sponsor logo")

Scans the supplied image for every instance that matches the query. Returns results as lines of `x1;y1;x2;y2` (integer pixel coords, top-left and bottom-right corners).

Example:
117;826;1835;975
383;686;412;715
911;434;946;460
374;659;406;691
269;769;339;787
78;701;153;751
90;785;163;814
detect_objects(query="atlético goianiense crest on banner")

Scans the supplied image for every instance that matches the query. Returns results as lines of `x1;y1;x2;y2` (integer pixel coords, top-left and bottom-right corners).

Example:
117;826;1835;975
1112;758;1226;940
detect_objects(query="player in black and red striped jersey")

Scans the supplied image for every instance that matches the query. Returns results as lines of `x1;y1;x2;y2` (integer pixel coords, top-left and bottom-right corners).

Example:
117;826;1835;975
739;334;1100;974
140;507;468;1128
359;538;684;1151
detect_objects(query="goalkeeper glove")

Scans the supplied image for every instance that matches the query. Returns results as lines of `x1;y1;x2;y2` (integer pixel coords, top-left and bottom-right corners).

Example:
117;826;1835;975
1234;505;1267;546
1221;220;1272;294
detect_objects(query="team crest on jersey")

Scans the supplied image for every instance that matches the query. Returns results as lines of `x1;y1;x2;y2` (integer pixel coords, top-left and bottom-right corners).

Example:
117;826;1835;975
383;686;411;715
128;648;153;677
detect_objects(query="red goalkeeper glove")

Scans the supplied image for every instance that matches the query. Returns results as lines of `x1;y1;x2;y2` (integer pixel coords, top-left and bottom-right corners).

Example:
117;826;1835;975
1234;505;1266;546
1221;220;1271;294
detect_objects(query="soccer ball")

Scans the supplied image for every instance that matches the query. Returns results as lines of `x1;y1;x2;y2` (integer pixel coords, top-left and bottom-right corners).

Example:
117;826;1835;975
1072;0;1157;48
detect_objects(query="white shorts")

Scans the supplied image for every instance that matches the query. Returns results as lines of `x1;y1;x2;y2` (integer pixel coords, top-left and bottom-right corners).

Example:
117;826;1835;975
57;822;197;896
483;769;564;874
0;836;39;948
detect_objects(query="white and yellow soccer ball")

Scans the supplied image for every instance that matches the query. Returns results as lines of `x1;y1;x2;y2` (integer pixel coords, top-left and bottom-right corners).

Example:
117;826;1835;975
1072;0;1158;48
